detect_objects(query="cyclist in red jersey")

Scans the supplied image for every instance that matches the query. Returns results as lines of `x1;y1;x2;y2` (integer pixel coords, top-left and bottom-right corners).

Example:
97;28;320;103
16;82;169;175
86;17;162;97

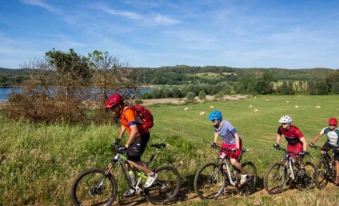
274;115;307;158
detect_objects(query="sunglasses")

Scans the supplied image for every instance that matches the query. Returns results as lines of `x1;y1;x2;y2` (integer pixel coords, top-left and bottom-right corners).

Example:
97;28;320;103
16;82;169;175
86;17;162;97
281;123;288;125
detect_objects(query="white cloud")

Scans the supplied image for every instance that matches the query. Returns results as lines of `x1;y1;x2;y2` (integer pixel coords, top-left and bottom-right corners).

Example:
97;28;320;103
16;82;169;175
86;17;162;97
93;3;180;26
95;4;142;20
152;14;180;25
20;0;62;14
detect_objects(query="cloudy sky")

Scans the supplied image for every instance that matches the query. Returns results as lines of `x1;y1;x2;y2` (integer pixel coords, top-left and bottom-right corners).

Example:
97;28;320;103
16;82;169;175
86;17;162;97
1;0;339;69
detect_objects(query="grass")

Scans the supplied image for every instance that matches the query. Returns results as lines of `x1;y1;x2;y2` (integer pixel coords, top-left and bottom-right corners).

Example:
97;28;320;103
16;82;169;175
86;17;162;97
1;95;339;205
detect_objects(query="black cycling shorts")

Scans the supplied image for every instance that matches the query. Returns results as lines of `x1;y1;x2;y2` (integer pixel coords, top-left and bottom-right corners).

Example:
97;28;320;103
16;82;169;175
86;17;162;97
127;132;150;162
323;143;339;161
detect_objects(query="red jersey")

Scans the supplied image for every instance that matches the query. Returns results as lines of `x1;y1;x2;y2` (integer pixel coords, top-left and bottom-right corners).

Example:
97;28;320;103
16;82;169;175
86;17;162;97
277;125;304;145
277;125;304;156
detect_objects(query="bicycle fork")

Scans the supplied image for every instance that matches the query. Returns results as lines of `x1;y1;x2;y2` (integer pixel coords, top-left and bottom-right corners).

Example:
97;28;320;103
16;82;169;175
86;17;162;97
287;161;295;180
224;163;237;186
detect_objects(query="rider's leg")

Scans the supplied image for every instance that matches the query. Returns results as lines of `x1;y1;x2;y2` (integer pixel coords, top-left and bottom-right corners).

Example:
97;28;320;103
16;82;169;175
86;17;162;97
128;160;152;174
230;158;245;173
126;132;157;188
230;158;248;184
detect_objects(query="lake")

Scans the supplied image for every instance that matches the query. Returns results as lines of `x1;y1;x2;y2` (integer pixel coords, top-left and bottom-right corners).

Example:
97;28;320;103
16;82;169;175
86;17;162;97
0;87;151;101
0;88;21;101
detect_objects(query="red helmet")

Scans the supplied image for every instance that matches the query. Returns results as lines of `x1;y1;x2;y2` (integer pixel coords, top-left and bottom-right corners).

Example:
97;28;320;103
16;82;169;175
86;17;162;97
328;117;337;126
105;94;123;108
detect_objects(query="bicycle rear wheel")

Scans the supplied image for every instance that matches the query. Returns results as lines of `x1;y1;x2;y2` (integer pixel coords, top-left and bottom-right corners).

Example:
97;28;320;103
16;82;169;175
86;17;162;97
264;162;288;194
194;162;225;200
71;168;117;206
238;161;257;196
144;165;181;204
315;158;328;189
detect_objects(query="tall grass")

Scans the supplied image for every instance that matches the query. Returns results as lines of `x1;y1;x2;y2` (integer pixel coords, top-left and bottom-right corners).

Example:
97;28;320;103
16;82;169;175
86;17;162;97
1;95;339;205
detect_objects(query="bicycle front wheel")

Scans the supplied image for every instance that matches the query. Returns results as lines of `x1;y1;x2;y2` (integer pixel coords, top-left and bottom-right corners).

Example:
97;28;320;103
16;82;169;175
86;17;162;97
264;162;288;194
71;168;117;206
296;161;315;190
144;165;181;205
194;162;225;200
315;158;328;189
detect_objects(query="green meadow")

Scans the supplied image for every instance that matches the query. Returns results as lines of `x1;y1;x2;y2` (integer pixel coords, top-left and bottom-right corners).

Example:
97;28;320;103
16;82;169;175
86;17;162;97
1;95;339;205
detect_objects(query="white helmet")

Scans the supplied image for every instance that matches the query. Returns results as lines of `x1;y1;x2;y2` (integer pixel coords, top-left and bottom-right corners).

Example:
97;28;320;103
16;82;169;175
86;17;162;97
279;115;292;124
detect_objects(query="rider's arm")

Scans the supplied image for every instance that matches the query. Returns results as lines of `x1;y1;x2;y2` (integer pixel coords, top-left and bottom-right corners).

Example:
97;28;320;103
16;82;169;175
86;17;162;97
213;132;218;144
311;129;325;144
276;134;281;144
300;137;307;151
125;124;138;148
234;132;240;149
118;126;127;140
311;133;322;144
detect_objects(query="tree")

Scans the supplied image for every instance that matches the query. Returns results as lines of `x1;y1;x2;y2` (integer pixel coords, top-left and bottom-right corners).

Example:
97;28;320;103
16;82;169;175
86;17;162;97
255;79;272;94
326;71;339;94
279;81;294;95
309;81;329;95
46;49;91;99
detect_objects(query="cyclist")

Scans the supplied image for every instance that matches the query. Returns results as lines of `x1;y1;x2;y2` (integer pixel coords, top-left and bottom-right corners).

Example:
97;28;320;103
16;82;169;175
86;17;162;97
274;115;307;158
105;93;157;196
310;117;339;186
208;110;248;185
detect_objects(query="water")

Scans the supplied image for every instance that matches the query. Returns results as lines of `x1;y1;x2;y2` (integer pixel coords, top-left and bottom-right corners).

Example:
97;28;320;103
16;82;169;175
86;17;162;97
0;87;151;102
0;87;21;101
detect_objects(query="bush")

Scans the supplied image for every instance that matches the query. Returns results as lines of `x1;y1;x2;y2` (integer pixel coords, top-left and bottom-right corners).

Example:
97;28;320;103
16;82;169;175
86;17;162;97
135;99;143;104
185;92;196;103
198;91;206;100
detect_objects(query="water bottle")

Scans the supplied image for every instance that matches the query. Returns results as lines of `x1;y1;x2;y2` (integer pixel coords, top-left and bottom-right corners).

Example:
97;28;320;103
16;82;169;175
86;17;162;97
128;170;136;186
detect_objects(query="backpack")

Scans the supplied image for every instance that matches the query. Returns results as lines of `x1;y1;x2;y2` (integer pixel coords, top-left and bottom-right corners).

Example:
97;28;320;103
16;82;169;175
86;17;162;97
132;105;154;130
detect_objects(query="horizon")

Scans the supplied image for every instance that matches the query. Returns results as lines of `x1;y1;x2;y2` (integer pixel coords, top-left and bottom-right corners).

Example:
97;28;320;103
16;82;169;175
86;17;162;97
1;0;339;69
1;65;338;70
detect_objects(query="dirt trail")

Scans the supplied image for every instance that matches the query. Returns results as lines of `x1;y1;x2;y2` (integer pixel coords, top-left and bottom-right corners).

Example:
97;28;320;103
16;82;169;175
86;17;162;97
115;184;339;206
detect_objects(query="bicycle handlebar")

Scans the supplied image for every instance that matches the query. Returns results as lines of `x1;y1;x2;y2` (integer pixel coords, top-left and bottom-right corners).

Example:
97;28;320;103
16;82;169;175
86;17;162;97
211;144;244;152
273;145;309;156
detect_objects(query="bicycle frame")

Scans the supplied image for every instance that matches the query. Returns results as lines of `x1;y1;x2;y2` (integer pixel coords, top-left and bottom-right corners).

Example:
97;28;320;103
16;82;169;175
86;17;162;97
275;147;305;181
105;145;163;193
310;145;337;181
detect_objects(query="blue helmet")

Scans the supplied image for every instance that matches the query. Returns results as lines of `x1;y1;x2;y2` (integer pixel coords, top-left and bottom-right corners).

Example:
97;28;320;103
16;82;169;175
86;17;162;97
208;110;223;122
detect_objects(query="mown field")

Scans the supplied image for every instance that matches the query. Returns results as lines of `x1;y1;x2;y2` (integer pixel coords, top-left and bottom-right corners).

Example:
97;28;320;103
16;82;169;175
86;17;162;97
1;95;339;205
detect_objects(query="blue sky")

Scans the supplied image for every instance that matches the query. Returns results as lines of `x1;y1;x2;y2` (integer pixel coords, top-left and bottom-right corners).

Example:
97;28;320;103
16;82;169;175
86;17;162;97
1;0;339;69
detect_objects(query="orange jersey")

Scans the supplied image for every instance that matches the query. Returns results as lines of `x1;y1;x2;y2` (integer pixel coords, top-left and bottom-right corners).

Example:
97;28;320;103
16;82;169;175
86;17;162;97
119;107;146;134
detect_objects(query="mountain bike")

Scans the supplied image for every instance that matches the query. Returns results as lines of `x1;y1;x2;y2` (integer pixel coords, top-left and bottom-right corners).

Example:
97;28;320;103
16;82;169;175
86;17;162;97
264;145;315;194
71;143;181;205
309;144;338;189
194;146;257;200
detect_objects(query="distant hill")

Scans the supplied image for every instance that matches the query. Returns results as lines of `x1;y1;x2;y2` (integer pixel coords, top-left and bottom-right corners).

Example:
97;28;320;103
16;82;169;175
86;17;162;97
0;66;337;86
0;67;35;87
132;66;336;85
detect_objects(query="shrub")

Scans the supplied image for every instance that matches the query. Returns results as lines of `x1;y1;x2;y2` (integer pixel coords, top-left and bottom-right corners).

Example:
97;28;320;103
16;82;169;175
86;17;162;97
198;91;206;100
185;92;196;103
